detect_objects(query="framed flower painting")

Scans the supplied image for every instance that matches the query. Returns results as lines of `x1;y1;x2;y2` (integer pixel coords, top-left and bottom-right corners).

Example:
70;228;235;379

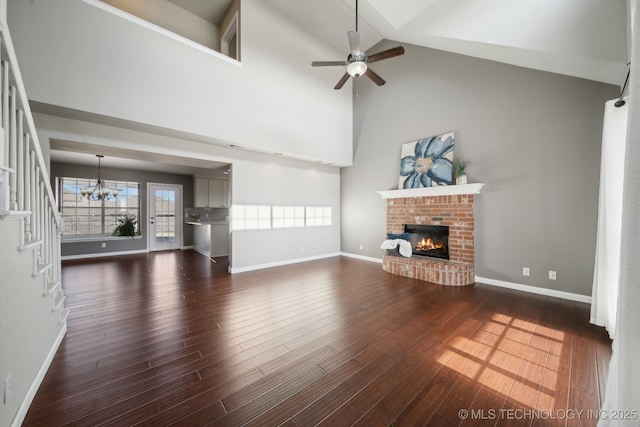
398;132;454;189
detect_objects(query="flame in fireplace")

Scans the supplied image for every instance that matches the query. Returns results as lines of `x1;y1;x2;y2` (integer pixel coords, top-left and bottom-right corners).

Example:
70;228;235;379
417;238;444;251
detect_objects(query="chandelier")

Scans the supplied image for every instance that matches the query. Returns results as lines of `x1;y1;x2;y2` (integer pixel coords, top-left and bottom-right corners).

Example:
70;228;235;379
80;155;118;201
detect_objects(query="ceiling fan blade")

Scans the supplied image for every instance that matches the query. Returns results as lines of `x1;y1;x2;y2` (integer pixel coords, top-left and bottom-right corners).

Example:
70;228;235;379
365;68;386;86
334;73;351;90
347;31;361;56
311;61;347;67
367;46;405;63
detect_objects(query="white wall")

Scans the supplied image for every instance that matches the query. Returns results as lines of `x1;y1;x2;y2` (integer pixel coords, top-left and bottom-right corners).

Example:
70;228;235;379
33;113;341;270
0;218;66;427
100;0;221;50
231;157;341;271
7;0;352;166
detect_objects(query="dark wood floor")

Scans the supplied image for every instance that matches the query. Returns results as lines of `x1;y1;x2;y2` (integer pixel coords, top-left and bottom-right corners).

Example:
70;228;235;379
23;251;611;426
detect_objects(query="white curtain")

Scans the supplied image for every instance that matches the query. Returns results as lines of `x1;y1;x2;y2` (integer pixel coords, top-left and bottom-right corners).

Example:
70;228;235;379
599;1;640;424
590;99;628;338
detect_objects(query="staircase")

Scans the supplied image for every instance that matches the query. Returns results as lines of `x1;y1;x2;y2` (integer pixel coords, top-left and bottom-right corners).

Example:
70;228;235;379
0;5;68;426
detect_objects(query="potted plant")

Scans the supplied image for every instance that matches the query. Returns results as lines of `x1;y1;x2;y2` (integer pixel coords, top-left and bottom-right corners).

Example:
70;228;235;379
112;213;138;237
453;159;469;185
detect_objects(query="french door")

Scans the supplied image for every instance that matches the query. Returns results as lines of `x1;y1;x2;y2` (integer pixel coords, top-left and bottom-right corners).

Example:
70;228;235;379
148;183;182;252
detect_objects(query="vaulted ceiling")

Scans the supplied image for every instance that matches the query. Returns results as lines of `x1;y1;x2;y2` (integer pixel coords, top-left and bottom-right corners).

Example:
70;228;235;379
164;0;632;86
50;0;630;172
265;0;629;86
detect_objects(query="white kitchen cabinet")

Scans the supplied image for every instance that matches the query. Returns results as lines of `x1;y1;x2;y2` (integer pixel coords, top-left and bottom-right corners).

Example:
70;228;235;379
194;177;229;207
222;180;230;207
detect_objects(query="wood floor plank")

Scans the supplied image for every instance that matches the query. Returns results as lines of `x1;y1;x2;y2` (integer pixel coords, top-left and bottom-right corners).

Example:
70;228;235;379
292;354;396;426
243;360;365;427
392;369;455;425
21;251;611;427
221;345;336;412
135;368;263;426
207;365;327;426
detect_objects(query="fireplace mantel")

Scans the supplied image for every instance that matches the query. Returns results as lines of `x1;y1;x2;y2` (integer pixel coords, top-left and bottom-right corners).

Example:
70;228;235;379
377;183;484;199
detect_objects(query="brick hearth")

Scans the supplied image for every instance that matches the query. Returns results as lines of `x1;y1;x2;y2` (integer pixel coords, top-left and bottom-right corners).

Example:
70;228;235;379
379;186;482;286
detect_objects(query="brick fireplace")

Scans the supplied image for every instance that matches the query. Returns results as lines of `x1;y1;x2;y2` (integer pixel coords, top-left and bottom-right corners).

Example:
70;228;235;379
378;184;483;286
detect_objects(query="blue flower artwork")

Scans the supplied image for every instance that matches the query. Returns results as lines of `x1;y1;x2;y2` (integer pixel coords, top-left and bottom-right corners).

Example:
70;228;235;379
398;132;454;189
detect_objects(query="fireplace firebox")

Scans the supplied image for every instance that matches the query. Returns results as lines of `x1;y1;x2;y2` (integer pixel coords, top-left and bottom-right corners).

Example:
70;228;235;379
403;224;449;260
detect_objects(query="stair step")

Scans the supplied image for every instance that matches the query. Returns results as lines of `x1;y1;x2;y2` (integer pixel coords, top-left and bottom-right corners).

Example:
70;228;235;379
0;165;14;177
44;280;61;296
0;210;31;219
33;263;52;277
59;308;70;325
53;294;65;312
19;239;43;252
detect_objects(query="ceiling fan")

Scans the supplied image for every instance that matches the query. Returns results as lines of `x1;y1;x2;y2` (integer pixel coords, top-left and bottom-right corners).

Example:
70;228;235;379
311;0;405;90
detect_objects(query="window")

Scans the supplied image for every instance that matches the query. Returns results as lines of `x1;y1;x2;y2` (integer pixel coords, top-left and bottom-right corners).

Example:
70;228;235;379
306;206;332;226
230;204;333;231
58;177;140;237
231;204;271;231
272;206;305;228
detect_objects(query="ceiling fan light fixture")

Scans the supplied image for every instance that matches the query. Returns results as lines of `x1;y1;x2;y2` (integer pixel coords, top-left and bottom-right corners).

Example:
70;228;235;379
347;61;367;78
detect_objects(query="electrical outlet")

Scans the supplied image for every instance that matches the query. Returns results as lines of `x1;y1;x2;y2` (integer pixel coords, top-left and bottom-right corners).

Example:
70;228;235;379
4;374;11;404
300;246;305;253
359;244;364;251
101;242;106;248
549;270;557;280
523;267;530;277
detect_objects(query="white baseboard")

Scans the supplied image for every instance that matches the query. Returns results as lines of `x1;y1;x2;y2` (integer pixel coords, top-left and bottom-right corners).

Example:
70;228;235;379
340;252;383;264
230;252;342;274
61;249;148;260
475;275;591;304
12;323;67;427
192;246;210;258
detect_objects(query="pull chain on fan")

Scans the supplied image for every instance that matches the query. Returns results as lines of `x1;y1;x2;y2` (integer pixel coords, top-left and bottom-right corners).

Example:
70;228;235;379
311;0;405;89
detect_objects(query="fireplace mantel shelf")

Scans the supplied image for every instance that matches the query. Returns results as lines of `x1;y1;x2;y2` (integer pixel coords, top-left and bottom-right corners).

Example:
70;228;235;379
377;183;485;199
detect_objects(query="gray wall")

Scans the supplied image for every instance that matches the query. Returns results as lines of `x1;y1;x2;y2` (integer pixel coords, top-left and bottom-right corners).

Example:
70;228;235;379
341;41;618;296
51;162;194;257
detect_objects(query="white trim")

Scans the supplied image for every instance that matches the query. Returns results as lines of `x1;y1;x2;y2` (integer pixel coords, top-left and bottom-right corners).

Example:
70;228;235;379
377;183;485;199
340;252;383;264
230;252;341;274
0;210;31;219
83;0;241;67
12;324;67;427
61;248;148;260
221;11;239;60
62;235;143;243
475;275;591;304
192;246;210;258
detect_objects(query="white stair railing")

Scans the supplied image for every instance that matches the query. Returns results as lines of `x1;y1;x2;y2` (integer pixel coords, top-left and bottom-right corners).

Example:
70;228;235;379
0;20;67;324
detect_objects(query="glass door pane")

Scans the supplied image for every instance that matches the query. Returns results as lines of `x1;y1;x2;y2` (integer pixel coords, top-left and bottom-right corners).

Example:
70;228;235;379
149;183;182;252
154;189;176;243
